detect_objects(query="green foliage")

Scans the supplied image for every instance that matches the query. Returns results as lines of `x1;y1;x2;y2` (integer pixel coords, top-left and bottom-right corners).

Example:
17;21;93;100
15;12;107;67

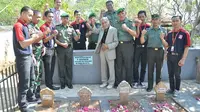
0;0;147;25
184;24;192;32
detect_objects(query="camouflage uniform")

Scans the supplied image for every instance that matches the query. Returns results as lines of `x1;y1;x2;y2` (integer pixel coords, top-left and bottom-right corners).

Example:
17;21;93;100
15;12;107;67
28;23;43;98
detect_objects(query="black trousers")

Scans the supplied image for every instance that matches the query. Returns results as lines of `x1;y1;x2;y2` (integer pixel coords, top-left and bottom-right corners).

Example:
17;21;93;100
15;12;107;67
147;48;164;89
167;54;182;91
88;42;97;49
134;47;147;83
43;48;56;88
73;41;86;50
56;46;73;86
115;42;134;86
16;55;35;109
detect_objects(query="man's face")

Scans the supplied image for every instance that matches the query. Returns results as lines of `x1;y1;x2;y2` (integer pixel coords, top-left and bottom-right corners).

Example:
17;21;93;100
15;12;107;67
172;17;181;28
101;19;109;29
75;13;81;20
22;9;33;23
138;13;146;22
61;16;69;25
32;13;42;24
106;2;113;11
118;11;126;21
46;13;54;23
89;17;96;24
151;18;160;27
55;0;62;8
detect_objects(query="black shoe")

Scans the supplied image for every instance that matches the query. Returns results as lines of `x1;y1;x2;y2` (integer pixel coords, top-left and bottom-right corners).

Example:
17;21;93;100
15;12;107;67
49;86;60;90
36;98;41;104
166;89;174;95
132;83;138;89
146;88;152;92
20;108;35;112
27;98;38;102
61;85;65;89
68;84;73;89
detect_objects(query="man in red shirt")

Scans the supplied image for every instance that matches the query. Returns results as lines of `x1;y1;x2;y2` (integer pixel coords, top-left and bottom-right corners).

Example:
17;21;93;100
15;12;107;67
40;10;60;90
13;6;43;112
161;16;191;97
70;10;92;50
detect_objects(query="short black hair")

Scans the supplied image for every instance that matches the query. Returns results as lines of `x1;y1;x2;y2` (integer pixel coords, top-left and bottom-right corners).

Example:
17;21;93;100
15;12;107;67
74;10;79;15
172;16;182;21
138;10;147;17
20;6;32;14
33;10;41;15
106;0;113;4
44;10;53;17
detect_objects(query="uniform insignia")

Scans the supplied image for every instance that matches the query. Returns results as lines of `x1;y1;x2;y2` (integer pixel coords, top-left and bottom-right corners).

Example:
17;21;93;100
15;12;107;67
178;35;183;39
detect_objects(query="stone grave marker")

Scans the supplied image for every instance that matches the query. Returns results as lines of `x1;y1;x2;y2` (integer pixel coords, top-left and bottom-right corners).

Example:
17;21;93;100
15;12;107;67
40;87;55;107
154;81;167;101
78;86;92;107
117;80;131;105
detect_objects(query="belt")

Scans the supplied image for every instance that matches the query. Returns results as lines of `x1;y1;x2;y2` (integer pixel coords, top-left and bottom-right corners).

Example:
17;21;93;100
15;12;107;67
90;42;97;44
33;43;42;46
136;45;145;48
119;41;133;44
46;47;54;50
76;42;81;44
168;52;179;55
148;47;163;51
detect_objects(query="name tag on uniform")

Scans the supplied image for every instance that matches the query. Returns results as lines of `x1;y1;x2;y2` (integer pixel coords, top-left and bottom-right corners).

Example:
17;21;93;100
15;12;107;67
171;46;174;51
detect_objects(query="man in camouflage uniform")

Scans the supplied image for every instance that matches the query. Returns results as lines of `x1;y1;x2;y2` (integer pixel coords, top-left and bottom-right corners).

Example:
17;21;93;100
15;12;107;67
55;13;80;89
86;12;101;49
28;10;45;99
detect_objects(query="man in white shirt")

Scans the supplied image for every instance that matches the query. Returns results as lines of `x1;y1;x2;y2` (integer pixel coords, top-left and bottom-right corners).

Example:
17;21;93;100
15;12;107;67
43;0;66;27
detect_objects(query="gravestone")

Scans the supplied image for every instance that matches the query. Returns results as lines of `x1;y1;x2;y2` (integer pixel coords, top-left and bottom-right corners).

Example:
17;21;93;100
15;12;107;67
40;87;55;107
117;80;131;105
78;86;92;107
154;81;167;101
196;57;200;83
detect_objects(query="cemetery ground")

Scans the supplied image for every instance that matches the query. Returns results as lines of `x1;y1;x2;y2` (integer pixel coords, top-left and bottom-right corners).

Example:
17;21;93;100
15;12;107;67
13;80;200;112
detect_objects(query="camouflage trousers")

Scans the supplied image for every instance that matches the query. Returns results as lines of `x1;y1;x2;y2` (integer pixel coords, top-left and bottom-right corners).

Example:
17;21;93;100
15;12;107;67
33;49;43;98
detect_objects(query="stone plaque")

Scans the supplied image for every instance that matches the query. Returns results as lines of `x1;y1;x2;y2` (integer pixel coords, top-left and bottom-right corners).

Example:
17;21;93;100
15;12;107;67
40;87;55;107
78;86;92;107
74;56;93;65
117;80;131;105
154;81;167;101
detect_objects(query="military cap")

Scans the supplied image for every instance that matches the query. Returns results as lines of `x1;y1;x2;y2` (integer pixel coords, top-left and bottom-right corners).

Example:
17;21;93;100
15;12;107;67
117;8;125;14
151;14;160;19
60;13;69;17
89;12;96;18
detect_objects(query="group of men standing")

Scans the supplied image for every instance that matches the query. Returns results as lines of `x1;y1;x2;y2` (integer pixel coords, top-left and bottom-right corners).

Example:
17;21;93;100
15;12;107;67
12;0;191;111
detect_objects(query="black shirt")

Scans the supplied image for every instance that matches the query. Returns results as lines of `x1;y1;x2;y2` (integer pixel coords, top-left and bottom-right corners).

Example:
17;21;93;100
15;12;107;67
101;27;109;44
135;24;150;46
